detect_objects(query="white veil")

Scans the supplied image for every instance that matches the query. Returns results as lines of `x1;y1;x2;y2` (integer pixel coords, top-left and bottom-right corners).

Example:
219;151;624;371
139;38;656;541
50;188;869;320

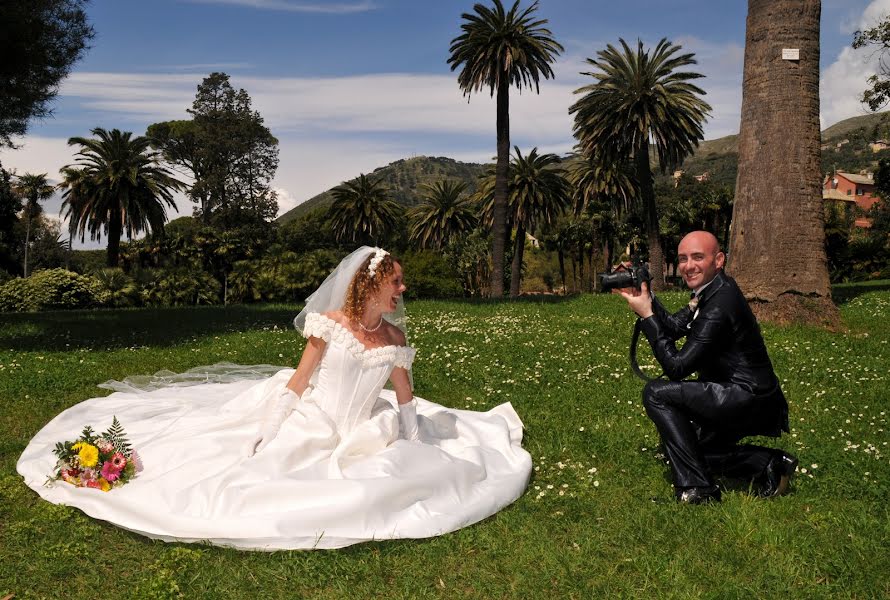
293;246;409;341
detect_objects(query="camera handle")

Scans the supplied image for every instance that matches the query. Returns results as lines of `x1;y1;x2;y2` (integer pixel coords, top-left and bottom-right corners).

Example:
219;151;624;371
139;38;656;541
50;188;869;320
629;317;664;382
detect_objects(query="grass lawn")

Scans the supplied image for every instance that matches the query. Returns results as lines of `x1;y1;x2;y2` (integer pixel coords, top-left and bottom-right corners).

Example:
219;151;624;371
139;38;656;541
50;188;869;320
1;284;888;599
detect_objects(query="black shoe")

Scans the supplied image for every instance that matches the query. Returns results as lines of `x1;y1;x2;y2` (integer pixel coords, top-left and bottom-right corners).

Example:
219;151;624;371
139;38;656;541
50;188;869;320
676;485;722;504
759;451;798;498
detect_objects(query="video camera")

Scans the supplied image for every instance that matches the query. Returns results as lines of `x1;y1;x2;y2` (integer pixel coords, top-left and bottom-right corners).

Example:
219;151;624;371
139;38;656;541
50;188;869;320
598;257;652;293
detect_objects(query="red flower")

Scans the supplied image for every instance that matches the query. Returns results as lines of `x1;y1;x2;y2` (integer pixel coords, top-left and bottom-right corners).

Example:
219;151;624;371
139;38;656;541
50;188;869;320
110;453;127;470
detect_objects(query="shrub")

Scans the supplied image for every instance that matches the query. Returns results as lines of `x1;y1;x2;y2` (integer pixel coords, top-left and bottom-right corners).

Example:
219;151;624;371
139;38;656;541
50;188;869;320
399;250;463;299
0;277;29;311
0;268;101;311
93;268;140;307
230;249;341;303
139;268;220;306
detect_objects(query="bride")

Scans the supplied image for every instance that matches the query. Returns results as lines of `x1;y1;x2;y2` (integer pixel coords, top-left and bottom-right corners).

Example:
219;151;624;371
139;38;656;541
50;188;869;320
17;247;532;550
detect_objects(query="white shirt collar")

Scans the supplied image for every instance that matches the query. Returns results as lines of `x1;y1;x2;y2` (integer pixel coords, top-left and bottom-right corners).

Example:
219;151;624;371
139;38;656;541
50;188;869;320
692;276;716;298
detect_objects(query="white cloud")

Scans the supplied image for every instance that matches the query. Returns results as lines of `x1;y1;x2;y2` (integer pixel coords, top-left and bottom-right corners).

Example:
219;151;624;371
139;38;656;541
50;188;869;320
839;0;890;34
0;36;755;248
181;0;376;13
821;0;890;129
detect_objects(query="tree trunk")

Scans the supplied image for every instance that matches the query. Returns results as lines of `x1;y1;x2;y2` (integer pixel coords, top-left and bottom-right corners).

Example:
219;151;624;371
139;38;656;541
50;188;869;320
107;209;122;267
558;249;566;294
23;208;31;278
509;223;525;297
635;142;665;290
490;80;510;298
728;0;836;325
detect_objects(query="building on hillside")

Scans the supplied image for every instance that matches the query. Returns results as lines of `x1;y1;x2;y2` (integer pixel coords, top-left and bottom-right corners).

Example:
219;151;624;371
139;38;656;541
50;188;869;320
672;169;710;186
822;171;880;227
870;139;890;153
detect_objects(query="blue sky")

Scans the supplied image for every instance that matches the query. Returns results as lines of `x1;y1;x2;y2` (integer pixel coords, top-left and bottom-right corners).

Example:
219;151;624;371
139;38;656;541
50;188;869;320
1;0;887;248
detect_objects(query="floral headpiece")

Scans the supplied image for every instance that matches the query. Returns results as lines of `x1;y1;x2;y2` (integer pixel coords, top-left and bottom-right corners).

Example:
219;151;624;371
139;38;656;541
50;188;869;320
367;248;389;278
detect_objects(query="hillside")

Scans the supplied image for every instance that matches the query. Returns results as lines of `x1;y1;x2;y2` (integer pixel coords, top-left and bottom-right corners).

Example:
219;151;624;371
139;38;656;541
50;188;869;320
277;156;488;224
669;110;890;187
278;111;890;224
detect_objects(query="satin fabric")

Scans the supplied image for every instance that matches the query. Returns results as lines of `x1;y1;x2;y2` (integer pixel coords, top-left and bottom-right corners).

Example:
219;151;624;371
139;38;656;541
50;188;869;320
17;315;531;550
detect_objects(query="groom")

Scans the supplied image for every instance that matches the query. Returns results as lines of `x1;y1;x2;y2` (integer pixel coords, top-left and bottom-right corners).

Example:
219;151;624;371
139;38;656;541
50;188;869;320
620;231;796;504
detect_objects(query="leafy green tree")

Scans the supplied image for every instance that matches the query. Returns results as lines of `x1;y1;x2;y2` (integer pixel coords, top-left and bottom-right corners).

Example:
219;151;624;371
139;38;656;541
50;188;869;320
148;73;279;227
13;173;55;277
61;128;185;267
853;18;890;111
448;0;563;297
570;38;711;290
279;206;340;253
409;180;477;250
328;174;400;244
0;163;22;275
0;0;93;147
443;227;492;296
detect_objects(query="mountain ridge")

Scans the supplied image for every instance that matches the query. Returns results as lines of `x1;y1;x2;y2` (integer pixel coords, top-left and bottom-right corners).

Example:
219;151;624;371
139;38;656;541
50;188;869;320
277;110;890;223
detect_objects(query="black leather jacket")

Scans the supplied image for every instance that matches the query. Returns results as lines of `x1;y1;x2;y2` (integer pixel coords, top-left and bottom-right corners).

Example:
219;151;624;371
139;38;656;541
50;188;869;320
640;271;786;402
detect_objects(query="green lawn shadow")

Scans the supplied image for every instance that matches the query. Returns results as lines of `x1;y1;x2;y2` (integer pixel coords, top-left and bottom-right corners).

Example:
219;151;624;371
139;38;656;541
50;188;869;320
0;304;303;352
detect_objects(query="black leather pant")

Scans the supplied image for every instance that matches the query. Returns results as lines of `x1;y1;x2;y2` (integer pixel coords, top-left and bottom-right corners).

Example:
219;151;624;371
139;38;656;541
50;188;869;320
642;380;779;490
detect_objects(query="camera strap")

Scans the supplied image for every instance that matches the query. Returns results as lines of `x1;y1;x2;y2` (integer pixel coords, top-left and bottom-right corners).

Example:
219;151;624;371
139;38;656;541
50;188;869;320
629;318;663;382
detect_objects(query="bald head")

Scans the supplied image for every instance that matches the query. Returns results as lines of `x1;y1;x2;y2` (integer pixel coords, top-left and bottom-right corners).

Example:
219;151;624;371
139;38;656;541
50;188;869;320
677;231;725;291
679;231;720;255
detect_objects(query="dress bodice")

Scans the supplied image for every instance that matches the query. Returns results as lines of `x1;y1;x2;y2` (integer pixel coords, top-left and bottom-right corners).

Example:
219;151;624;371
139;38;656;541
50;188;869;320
302;312;415;434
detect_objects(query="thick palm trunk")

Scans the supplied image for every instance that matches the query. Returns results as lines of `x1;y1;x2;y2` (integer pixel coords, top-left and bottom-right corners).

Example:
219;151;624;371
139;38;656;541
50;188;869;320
557;249;566;293
729;0;835;324
510;223;525;297
491;80;510;298
635;142;665;290
107;209;122;267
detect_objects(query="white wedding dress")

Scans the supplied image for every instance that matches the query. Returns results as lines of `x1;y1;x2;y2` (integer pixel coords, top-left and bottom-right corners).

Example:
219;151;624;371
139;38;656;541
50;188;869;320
17;313;532;550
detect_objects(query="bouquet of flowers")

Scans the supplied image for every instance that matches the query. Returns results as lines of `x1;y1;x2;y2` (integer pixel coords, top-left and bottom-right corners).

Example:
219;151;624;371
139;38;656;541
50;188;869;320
50;416;142;491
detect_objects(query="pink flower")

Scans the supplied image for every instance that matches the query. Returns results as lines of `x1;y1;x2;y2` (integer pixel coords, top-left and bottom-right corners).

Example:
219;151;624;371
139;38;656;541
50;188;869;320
111;453;127;469
81;468;95;481
101;462;121;482
97;439;114;453
130;450;143;473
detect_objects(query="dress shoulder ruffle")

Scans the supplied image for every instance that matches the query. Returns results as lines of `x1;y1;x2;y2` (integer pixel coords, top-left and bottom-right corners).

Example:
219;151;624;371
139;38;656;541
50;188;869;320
302;312;416;369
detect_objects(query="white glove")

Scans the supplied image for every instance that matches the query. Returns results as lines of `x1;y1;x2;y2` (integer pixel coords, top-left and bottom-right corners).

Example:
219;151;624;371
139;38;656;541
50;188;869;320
249;387;300;456
398;399;420;441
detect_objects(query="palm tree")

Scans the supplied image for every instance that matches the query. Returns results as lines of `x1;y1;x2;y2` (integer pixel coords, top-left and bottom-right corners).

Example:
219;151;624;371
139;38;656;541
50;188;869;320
570;38;711;290
448;0;563;297
408;180;477;250
62;128;184;267
479;147;570;296
13;172;54;277
506;147;569;296
328;174;400;244
567;153;636;280
727;0;833;324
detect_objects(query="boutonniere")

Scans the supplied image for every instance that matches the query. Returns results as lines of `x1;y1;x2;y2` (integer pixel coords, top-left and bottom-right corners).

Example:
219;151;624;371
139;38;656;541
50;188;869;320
687;295;700;328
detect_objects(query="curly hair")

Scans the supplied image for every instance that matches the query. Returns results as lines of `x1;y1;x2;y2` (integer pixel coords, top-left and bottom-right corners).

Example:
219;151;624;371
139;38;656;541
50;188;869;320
343;252;399;322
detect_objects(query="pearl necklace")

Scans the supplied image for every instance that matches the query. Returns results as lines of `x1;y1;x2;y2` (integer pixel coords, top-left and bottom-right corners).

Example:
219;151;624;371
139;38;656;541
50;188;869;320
359;316;384;332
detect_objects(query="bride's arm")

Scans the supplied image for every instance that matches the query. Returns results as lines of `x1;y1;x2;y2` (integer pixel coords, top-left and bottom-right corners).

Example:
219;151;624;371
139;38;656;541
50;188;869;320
390;367;413;404
391;367;420;441
249;337;326;456
284;336;326;397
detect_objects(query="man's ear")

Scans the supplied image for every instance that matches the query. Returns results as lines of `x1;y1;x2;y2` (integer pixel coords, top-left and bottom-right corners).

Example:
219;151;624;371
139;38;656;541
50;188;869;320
716;251;726;269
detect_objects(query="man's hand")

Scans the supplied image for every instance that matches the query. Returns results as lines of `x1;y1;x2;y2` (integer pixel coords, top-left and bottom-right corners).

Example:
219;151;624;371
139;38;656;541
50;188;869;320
619;282;654;319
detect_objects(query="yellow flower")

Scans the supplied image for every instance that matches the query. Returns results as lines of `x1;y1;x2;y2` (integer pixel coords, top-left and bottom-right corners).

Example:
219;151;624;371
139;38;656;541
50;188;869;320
77;443;99;468
98;478;111;492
